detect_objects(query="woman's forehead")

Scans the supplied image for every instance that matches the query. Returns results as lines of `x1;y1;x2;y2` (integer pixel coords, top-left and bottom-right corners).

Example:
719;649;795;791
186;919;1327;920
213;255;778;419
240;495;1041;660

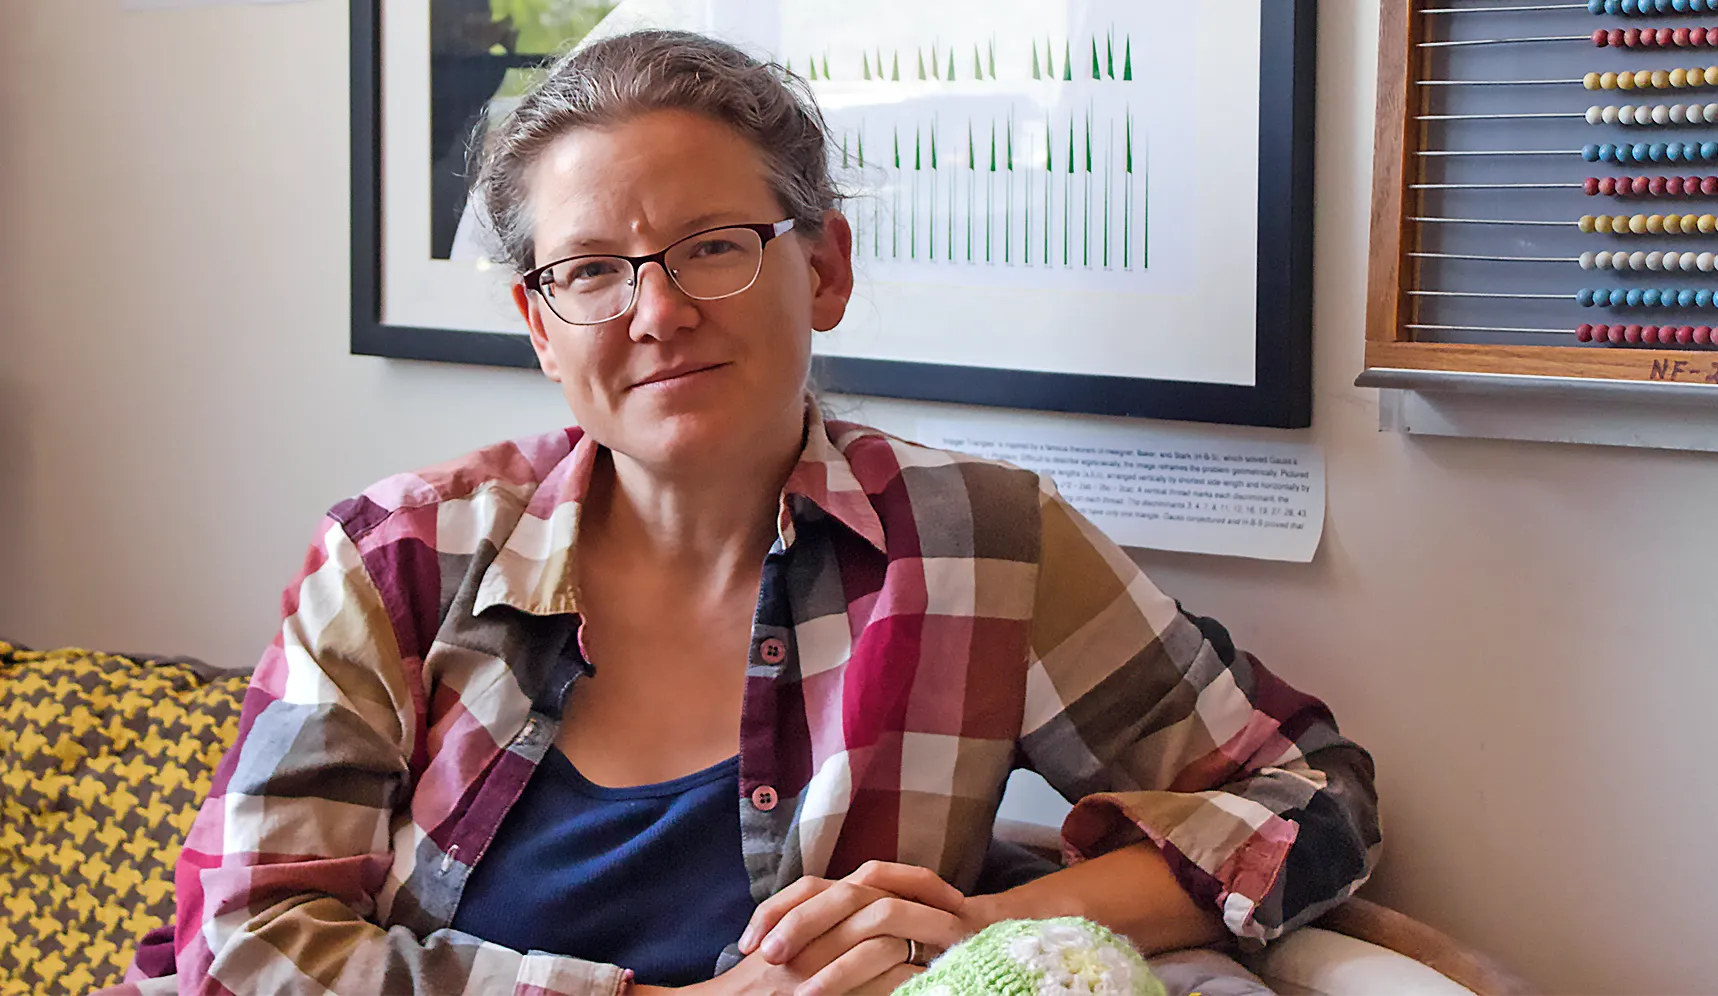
526;110;780;251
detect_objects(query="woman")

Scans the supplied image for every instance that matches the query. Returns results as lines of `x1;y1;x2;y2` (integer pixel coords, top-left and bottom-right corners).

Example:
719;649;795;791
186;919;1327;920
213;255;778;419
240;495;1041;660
111;30;1378;996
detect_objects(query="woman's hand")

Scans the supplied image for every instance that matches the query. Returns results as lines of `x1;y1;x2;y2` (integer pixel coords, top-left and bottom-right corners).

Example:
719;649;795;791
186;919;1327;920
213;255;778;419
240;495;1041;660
734;861;985;995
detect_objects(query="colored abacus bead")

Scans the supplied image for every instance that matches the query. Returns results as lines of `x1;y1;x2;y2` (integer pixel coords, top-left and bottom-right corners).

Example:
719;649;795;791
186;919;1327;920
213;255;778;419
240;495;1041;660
1699;326;1715;343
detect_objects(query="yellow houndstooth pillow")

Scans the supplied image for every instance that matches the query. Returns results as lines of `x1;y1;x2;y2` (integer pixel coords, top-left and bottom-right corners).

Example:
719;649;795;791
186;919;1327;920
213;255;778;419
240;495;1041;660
0;641;247;995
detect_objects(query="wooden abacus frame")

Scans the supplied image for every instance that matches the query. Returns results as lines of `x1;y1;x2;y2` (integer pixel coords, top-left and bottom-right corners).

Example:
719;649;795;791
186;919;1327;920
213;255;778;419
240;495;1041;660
1364;0;1718;388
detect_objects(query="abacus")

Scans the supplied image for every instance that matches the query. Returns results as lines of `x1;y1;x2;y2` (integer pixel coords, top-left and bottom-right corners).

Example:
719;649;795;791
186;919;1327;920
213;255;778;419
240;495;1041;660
1365;0;1718;388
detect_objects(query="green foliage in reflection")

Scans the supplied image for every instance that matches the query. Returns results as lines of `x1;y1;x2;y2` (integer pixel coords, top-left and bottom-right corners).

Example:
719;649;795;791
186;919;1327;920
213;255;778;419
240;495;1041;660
489;0;617;56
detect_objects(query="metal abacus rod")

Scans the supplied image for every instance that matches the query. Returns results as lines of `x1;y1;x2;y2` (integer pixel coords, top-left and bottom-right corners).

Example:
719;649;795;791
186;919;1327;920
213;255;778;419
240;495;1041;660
1418;140;1718;162
1420;27;1718;48
1411;248;1718;269
1410;288;1718;306
1411;176;1718;194
1424;0;1718;12
1418;66;1718;87
1411;211;1718;231
1404;323;1718;346
1419;102;1718;124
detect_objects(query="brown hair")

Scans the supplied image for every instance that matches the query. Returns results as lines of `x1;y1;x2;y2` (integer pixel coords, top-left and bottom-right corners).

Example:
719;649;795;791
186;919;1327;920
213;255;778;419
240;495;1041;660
473;29;840;273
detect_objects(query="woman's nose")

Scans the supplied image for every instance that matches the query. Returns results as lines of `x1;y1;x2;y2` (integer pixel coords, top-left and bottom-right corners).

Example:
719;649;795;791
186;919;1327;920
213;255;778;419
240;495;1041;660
627;260;698;340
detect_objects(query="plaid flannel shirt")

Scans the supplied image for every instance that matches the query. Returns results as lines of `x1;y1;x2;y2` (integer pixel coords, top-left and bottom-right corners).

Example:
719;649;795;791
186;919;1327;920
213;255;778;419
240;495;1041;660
108;403;1379;996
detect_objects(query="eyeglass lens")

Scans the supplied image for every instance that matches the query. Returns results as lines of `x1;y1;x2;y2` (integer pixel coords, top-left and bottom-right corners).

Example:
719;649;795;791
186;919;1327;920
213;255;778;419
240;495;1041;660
538;226;768;325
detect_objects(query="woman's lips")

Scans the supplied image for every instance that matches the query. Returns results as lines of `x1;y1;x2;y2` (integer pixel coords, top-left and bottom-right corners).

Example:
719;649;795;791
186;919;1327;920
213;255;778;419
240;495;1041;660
631;362;727;389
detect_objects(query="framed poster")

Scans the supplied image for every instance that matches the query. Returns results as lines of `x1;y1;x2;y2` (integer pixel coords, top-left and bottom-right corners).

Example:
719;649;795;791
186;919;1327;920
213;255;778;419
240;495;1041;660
351;0;1315;427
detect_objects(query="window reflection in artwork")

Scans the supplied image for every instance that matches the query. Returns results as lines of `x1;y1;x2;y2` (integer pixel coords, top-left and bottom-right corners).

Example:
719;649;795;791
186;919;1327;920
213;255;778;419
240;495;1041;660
430;0;618;260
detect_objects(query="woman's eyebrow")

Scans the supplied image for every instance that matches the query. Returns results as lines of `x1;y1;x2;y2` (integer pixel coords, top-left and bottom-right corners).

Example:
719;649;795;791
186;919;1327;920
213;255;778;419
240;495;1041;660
541;211;757;260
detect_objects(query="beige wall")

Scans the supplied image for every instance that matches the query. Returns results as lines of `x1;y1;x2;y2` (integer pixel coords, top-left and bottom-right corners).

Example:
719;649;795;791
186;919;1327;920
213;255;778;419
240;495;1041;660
4;2;1716;992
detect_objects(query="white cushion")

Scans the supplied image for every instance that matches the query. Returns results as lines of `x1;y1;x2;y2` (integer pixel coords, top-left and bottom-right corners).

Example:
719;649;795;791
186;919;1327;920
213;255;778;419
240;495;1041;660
1251;927;1479;996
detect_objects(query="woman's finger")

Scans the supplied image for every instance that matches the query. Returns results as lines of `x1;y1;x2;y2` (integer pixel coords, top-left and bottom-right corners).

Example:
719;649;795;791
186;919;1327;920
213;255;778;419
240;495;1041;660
741;876;834;954
789;935;912;996
759;880;883;963
843;861;966;914
848;963;923;996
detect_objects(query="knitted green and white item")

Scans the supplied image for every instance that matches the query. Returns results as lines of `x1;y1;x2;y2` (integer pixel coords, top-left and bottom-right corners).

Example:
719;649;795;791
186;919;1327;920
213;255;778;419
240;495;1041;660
893;918;1168;996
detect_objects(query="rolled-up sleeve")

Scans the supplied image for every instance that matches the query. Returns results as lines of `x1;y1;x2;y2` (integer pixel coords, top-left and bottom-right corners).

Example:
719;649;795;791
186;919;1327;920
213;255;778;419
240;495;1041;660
1017;484;1381;943
157;515;632;996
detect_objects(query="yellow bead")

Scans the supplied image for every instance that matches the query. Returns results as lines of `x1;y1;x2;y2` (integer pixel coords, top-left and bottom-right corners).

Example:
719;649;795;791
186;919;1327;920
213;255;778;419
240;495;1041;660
1599;214;1617;233
1647;214;1665;234
1601;72;1619;89
1585;72;1602;90
1654;70;1672;89
1666;214;1684;234
1632;214;1651;234
1701;214;1718;233
1580;215;1597;233
1619;71;1637;90
1672;68;1690;88
1707;66;1718;85
1638;70;1654;88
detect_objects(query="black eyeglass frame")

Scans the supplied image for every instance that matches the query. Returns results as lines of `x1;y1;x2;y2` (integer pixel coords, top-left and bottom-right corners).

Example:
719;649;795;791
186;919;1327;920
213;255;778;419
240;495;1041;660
521;219;796;326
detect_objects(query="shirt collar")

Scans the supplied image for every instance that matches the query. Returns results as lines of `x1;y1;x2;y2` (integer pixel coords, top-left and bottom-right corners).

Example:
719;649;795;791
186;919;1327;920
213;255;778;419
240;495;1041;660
474;397;888;618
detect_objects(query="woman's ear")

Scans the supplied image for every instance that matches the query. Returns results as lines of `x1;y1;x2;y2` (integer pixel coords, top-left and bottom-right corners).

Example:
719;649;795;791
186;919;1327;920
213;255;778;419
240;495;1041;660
806;210;855;333
513;281;564;383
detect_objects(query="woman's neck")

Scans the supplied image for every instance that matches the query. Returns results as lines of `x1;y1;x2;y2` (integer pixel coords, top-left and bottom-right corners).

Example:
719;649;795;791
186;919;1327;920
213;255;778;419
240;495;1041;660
582;415;806;588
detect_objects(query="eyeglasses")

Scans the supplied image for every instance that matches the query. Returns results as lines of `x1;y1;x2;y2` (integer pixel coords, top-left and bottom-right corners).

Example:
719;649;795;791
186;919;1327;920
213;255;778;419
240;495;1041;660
522;219;796;326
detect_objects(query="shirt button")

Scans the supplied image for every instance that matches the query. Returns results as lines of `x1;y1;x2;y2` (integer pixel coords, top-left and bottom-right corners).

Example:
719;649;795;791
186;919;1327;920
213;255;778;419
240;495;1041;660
751;784;779;811
758;637;787;664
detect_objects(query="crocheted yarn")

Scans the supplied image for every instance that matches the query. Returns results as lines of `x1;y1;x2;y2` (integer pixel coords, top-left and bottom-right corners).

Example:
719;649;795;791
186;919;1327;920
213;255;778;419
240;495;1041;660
894;917;1168;996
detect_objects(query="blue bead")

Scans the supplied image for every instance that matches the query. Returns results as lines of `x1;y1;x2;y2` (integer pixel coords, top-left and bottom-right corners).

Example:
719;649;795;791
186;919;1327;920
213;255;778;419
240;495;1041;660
1700;289;1715;307
1675;0;1688;10
1650;142;1667;162
1680;289;1698;306
1669;143;1686;163
1687;143;1702;161
1659;0;1672;11
1627;288;1645;306
1638;142;1656;162
1602;0;1617;10
1645;289;1663;306
1703;141;1718;160
1585;143;1603;162
1622;0;1636;11
1579;288;1597;307
1609;0;1625;10
1615;144;1633;164
1602;144;1619;163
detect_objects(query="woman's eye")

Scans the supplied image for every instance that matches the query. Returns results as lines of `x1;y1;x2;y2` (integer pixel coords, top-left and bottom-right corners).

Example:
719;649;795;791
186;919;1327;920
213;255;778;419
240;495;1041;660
569;260;620;281
689;239;740;259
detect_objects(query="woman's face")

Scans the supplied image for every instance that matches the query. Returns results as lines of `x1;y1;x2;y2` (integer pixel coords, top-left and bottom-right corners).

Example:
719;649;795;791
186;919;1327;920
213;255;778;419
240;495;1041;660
513;108;853;475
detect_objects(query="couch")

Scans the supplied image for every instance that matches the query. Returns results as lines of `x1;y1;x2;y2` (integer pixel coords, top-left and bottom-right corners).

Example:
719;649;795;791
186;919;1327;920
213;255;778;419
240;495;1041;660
0;642;1533;995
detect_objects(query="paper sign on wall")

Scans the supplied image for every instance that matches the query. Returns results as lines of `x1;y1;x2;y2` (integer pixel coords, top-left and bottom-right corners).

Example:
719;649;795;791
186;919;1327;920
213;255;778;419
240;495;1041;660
917;417;1325;563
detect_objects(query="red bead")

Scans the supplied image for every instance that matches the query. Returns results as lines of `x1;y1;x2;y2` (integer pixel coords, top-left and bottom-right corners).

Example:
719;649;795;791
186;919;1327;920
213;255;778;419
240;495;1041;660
1577;323;1594;342
1584;177;1600;196
1679;326;1696;344
1658;28;1675;47
1668;176;1686;196
1698;326;1714;344
1676;27;1693;47
1611;28;1629;48
1610;325;1628;343
1704;176;1718;195
1601;177;1619;195
1634;175;1653;196
1651;175;1669;195
1689;176;1703;194
1694;27;1710;47
1626;324;1644;343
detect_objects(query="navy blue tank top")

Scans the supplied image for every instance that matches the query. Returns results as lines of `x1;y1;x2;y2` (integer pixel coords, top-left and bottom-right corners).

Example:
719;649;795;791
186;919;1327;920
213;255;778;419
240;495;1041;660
451;747;756;987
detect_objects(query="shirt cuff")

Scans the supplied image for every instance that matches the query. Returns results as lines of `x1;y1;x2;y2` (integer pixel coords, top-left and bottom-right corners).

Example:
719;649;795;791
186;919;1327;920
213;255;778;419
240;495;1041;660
516;951;634;996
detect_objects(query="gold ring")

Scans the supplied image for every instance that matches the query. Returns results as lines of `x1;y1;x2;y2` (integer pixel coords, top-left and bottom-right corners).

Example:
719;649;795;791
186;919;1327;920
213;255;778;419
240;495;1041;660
904;938;930;967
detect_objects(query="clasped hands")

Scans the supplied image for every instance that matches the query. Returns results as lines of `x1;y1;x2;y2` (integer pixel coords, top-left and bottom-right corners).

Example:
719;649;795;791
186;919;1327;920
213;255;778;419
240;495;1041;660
656;861;995;996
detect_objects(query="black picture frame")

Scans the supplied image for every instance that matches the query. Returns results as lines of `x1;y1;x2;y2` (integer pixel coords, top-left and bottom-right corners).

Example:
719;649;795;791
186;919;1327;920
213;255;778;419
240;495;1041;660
350;0;1315;428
